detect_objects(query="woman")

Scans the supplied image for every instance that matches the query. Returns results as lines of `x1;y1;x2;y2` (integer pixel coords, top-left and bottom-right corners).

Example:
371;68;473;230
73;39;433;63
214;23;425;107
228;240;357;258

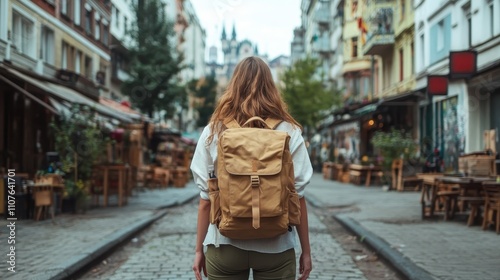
191;56;313;280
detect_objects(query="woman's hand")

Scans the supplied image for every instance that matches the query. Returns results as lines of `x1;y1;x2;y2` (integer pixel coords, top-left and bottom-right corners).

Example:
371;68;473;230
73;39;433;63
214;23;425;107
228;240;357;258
298;251;312;280
193;251;207;280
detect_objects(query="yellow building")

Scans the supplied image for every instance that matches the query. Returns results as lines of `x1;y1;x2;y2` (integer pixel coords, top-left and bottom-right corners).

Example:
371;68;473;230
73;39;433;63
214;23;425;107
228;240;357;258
362;0;415;98
5;0;112;99
342;0;373;102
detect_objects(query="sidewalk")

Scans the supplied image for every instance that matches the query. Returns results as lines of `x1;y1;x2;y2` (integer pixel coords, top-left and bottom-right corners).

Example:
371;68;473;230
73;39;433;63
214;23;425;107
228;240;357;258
0;182;200;280
305;173;500;280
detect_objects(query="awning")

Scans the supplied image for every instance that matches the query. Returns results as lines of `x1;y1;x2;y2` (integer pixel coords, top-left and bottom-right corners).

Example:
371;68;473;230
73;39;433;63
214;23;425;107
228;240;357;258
378;90;425;106
49;98;117;130
0;73;58;114
99;97;146;121
1;66;133;123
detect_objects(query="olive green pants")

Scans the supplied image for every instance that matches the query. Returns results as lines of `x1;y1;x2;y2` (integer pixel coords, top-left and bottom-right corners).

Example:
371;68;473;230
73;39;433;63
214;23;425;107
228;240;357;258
205;245;296;280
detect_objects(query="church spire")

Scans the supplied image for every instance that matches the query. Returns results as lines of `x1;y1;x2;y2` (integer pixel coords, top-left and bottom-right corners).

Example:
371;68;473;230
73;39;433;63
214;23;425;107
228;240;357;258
231;23;237;40
221;25;227;40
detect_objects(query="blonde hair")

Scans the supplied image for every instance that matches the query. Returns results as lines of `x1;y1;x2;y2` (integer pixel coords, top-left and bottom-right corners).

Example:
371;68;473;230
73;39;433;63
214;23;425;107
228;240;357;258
207;56;301;144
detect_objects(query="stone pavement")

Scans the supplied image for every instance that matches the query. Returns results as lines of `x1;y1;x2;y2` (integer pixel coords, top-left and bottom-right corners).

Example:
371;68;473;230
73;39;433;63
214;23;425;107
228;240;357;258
0;182;200;280
82;187;367;280
2;173;499;280
305;173;500;280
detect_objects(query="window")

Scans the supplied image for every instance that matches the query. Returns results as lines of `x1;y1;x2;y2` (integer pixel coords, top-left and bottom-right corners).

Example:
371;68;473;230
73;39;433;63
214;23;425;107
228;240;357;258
115;8;120;28
399;48;404;81
75;50;81;74
411;41;414;74
437;20;444;51
489;3;494;37
95;20;100;40
124;17;128;33
102;24;109;45
85;9;92;34
62;42;68;69
84;56;92;79
400;0;405;21
420;34;425;70
12;12;35;57
462;3;472;47
351;37;358;58
41;26;55;65
61;0;68;15
74;0;81;25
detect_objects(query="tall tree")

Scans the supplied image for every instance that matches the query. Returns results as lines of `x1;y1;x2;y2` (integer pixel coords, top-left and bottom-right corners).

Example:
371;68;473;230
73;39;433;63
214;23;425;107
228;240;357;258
122;0;184;118
280;57;340;135
186;76;218;127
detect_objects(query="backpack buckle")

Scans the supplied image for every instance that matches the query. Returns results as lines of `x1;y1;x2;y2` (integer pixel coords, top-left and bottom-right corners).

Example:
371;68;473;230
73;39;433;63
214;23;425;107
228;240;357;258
250;175;260;187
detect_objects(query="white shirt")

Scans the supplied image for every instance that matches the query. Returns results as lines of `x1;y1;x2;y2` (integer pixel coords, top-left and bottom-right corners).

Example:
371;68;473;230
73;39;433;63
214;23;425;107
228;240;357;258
190;121;313;254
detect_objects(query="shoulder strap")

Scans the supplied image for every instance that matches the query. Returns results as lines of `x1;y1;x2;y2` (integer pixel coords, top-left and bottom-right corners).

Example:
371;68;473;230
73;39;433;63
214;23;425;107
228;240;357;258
224;117;283;129
223;118;240;129
265;118;283;130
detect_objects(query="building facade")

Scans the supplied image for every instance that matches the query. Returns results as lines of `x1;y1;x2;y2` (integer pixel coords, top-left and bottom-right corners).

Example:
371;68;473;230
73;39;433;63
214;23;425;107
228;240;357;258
415;0;500;171
0;0;137;175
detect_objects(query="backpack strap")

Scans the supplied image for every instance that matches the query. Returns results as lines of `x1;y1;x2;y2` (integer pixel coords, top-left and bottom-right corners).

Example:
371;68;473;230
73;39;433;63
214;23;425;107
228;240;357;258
265;118;283;130
223;118;240;129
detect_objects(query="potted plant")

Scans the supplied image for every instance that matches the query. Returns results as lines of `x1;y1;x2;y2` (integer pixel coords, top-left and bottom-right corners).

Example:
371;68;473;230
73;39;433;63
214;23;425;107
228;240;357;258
50;105;109;213
371;129;418;188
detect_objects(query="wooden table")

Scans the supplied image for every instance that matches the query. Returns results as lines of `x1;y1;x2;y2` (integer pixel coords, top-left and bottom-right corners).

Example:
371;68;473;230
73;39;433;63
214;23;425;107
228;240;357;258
349;164;382;186
27;183;65;221
433;176;492;221
98;165;131;207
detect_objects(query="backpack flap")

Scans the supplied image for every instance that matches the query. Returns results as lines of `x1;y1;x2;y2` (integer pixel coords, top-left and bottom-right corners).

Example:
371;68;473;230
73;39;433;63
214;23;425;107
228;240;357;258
221;128;288;176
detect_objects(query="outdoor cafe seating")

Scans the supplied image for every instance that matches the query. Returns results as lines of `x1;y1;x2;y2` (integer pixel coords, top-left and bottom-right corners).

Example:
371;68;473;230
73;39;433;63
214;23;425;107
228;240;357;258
418;152;499;233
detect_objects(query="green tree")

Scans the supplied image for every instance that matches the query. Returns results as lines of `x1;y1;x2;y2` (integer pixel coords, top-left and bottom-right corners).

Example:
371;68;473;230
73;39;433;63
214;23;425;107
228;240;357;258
122;0;184;118
280;57;340;136
186;76;218;127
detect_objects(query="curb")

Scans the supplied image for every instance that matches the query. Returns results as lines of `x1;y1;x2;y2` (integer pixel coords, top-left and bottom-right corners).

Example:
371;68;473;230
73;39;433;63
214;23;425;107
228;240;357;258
50;210;167;280
334;215;435;280
49;191;199;280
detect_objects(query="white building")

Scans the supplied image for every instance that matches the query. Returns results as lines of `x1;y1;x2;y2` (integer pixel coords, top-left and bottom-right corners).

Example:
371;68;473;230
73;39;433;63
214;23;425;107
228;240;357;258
414;0;500;170
291;0;343;89
330;0;344;90
110;0;134;100
0;1;8;59
180;0;206;83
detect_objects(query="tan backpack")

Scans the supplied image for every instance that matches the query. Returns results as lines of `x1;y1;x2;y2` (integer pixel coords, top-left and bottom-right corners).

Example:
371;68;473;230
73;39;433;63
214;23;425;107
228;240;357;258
207;117;301;240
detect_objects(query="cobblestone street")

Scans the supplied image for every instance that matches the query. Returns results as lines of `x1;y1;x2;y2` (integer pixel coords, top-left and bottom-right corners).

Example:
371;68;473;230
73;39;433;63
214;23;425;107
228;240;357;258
79;198;370;280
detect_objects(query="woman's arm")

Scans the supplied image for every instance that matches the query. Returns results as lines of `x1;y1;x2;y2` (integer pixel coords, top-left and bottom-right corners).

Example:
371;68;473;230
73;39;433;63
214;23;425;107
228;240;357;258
296;197;312;280
193;198;210;280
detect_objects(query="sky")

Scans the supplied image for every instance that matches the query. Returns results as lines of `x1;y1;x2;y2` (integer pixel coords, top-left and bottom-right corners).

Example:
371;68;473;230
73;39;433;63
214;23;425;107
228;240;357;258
189;0;302;62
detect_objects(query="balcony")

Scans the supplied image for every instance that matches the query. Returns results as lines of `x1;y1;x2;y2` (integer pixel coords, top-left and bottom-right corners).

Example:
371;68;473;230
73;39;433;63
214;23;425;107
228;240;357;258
313;34;332;55
56;69;100;99
315;7;330;27
362;7;395;55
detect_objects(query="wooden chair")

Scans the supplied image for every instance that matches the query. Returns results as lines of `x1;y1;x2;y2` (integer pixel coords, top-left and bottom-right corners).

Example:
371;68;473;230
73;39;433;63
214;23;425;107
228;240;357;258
90;168;105;206
33;186;53;221
349;170;362;185
436;188;460;221
482;185;500;234
392;159;423;192
172;167;187;188
458;196;485;226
